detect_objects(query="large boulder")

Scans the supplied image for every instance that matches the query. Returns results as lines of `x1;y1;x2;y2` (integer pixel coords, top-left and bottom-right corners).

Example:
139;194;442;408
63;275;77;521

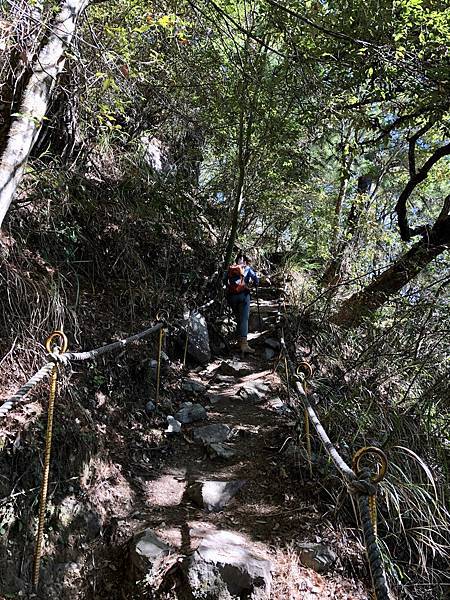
186;530;272;599
184;310;211;365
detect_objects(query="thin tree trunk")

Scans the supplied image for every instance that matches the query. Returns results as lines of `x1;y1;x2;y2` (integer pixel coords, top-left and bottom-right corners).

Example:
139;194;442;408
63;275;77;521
332;215;450;328
222;103;253;270
0;0;89;230
322;174;370;287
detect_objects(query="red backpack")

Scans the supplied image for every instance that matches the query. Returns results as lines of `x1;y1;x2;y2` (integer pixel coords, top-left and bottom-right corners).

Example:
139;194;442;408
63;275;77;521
227;264;246;294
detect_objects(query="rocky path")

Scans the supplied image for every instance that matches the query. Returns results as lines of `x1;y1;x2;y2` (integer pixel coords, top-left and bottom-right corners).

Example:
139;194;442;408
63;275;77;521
114;288;368;599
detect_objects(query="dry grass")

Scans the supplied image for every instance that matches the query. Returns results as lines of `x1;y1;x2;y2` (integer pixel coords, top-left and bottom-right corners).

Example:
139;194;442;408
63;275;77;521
271;544;367;600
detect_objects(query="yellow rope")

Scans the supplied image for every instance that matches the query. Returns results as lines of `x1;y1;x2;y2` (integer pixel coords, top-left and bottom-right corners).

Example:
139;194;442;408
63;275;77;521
155;327;164;404
33;331;68;589
33;363;58;588
369;494;378;537
284;355;290;403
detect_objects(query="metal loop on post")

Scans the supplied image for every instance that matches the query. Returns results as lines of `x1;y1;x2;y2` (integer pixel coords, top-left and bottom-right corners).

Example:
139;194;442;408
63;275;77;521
352;446;388;484
296;361;313;380
45;330;68;354
156;309;169;324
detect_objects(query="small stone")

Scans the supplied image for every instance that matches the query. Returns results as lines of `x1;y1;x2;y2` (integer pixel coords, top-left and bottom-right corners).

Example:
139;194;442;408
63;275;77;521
166;415;182;433
193;424;231;444
297;543;337;573
145;401;156;414
186;480;246;512
207;442;236;460
175;403;207;424
264;338;281;351
239;381;270;404
182;379;207;394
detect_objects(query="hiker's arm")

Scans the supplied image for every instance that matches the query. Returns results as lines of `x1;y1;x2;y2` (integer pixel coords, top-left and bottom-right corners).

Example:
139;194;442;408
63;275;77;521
246;267;259;286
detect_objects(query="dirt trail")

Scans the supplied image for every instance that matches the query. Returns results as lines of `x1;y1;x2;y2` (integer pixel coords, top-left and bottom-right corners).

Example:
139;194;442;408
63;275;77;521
88;289;368;599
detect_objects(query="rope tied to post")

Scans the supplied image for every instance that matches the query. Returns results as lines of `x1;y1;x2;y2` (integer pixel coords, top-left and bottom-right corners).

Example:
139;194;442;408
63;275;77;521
279;332;391;600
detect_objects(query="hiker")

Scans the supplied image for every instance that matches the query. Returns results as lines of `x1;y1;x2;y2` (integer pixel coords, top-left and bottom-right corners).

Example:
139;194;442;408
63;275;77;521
225;253;259;354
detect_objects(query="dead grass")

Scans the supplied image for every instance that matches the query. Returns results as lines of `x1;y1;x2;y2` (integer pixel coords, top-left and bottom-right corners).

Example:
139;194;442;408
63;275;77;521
271;544;367;600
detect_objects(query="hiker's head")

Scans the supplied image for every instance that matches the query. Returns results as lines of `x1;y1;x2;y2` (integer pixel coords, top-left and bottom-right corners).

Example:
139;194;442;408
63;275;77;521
243;254;252;265
235;252;244;265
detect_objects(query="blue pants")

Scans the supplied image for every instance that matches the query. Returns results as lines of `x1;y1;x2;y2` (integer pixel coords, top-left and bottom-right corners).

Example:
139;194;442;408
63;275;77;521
228;292;251;338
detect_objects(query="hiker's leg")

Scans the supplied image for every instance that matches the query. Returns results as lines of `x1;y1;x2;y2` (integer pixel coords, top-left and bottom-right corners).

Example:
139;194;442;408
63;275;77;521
239;292;250;338
239;293;254;354
228;294;244;338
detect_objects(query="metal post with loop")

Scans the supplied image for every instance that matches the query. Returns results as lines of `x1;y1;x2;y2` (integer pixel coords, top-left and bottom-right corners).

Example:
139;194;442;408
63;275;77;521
33;330;68;589
351;446;389;600
155;311;168;405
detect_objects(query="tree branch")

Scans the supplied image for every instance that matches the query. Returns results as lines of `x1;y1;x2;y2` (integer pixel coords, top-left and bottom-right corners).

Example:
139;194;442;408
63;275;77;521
407;119;437;178
395;142;450;241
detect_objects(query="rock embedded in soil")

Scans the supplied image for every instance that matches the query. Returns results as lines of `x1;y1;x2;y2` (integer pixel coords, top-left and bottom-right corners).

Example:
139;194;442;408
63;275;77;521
185;530;272;599
297;542;337;573
214;374;237;384
186;480;246;512
263;347;276;361
145;400;156;414
166;415;182;433
207;442;237;460
192;423;231;444
219;360;253;377
207;391;241;404
182;378;207;394
239;381;270;404
268;397;291;414
264;338;281;351
130;529;173;577
183;311;211;365
175;402;207;424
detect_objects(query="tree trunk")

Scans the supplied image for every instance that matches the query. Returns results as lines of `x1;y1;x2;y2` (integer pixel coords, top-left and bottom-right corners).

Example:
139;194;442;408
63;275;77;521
332;216;450;328
322;174;371;287
222;102;253;270
0;0;89;230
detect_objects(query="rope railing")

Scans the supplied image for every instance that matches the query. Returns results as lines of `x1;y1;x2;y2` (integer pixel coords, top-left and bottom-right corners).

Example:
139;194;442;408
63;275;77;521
0;320;171;589
278;325;391;600
0;322;165;419
1;289;390;595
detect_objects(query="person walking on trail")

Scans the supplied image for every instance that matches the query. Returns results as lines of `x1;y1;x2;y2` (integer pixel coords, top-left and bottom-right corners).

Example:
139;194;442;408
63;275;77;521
225;253;259;355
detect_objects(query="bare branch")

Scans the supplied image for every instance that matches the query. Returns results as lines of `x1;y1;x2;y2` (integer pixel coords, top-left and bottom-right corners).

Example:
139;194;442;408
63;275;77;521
395;142;450;241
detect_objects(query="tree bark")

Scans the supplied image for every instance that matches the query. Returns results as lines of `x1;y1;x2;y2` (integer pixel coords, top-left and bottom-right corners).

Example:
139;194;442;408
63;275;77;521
332;214;450;328
0;0;90;230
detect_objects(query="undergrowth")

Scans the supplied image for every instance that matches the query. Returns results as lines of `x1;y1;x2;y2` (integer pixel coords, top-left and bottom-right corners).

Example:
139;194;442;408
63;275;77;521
282;269;450;599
